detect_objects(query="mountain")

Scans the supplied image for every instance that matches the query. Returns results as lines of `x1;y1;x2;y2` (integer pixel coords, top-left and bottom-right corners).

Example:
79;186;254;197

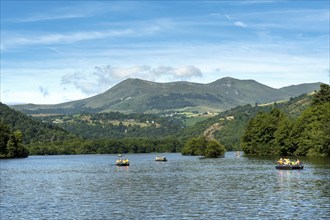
11;77;322;114
279;83;320;97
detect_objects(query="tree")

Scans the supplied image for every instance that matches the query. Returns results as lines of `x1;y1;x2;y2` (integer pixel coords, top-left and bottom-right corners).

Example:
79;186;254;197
290;102;330;156
0;122;10;156
181;136;207;156
242;109;286;155
182;136;226;158
242;84;330;157
6;131;29;158
273;115;294;156
287;84;330;156
204;139;226;158
312;84;330;105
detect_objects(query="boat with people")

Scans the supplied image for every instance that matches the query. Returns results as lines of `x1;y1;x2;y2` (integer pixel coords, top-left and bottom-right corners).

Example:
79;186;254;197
155;156;167;162
116;158;129;166
276;158;303;170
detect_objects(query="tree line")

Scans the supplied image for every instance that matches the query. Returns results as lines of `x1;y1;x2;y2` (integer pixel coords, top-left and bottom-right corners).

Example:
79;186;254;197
27;136;183;155
242;84;330;156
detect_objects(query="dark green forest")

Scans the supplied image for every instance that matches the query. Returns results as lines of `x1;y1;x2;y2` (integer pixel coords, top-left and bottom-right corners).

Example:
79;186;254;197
0;84;329;157
0;122;29;158
0;103;74;158
242;84;330;156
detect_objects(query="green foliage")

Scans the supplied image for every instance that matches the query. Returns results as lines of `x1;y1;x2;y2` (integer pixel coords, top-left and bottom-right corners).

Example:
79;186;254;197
27;137;183;155
204;139;226;158
312;84;330;105
182;136;207;156
242;84;330;157
0;122;29;158
6;131;29;158
0;102;74;144
0;122;10;155
290;102;330;156
242;109;286;155
273;116;294;155
37;112;185;140
182;136;226;158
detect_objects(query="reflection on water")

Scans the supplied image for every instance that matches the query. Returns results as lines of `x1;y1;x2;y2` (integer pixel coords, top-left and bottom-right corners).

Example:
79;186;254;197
1;152;329;219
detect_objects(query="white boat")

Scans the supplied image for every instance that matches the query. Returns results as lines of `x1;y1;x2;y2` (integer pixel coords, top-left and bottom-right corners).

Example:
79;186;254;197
155;156;167;162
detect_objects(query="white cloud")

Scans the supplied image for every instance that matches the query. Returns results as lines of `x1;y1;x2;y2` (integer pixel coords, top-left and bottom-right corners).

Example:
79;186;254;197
61;65;203;95
234;21;247;28
173;65;202;78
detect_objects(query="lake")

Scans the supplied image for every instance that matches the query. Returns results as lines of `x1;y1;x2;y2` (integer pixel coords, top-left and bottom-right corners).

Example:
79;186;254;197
1;152;329;219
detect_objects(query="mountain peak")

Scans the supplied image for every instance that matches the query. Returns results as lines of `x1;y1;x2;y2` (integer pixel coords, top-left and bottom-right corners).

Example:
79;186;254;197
11;78;322;114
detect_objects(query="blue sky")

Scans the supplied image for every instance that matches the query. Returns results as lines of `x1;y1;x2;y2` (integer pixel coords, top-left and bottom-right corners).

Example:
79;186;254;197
1;0;329;104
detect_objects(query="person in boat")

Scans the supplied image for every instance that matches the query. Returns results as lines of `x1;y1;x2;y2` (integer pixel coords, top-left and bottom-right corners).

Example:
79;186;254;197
277;158;284;165
296;159;300;165
284;158;291;165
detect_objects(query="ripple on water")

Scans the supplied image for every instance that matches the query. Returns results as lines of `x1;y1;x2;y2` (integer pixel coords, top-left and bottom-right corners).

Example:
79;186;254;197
1;153;329;219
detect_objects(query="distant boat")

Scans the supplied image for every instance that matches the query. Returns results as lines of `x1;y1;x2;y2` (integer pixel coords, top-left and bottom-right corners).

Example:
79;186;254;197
155;156;167;162
118;154;122;157
116;159;129;166
235;151;240;157
276;158;303;170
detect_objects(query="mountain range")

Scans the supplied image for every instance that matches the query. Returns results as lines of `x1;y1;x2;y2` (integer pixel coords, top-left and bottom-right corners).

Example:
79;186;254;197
12;77;322;114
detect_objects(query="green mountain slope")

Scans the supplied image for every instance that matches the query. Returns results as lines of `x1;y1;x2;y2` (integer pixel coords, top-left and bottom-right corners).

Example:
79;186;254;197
12;77;322;114
181;92;316;151
0;102;74;144
279;83;321;97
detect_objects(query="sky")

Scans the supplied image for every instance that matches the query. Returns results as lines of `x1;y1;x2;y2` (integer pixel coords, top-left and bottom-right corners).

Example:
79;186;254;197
1;0;329;104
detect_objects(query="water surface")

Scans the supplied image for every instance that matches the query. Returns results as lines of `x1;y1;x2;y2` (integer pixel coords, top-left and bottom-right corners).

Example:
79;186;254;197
1;152;329;219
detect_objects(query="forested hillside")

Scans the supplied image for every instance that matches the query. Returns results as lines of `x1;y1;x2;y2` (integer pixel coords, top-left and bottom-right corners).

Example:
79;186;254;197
241;84;330;156
181;93;314;151
0;103;185;155
0;103;75;144
36;112;185;139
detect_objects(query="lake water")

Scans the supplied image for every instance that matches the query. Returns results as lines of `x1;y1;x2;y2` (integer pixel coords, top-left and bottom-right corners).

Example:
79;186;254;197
1;152;329;219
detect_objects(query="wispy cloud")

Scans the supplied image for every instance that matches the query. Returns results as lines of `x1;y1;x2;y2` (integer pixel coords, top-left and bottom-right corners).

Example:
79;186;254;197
61;65;203;95
17;14;86;23
1;29;134;50
234;21;247;28
4;2;113;23
39;86;49;97
224;14;247;28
